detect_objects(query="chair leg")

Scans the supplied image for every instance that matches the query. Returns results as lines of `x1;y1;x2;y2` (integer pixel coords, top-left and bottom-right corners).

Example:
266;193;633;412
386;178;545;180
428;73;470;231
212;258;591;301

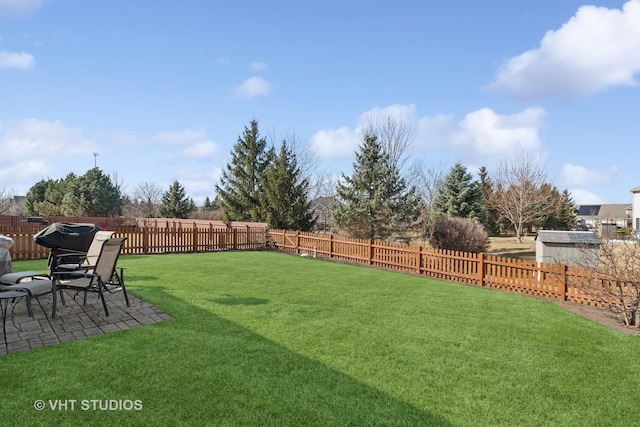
52;283;57;318
25;295;34;318
98;284;109;317
120;271;130;307
2;298;8;346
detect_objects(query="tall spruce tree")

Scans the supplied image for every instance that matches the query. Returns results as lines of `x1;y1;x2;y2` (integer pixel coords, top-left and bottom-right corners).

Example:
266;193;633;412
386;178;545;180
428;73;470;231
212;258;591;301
261;142;315;231
433;163;485;224
478;166;501;235
330;134;423;240
536;187;576;230
215;120;269;222
159;180;196;218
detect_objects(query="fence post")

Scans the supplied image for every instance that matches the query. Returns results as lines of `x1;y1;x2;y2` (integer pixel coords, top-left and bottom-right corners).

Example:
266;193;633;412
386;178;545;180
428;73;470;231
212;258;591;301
559;263;568;301
328;233;333;258
416;245;422;274
368;239;373;265
477;252;485;286
142;226;149;254
295;230;300;254
193;225;198;253
233;228;238;250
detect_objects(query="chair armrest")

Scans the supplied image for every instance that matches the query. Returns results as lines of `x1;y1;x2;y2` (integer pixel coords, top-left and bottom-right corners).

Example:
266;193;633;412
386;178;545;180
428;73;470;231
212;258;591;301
52;271;98;279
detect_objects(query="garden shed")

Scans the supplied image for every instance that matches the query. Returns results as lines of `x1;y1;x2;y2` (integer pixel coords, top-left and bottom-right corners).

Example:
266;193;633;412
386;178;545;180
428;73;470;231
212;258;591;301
535;230;600;267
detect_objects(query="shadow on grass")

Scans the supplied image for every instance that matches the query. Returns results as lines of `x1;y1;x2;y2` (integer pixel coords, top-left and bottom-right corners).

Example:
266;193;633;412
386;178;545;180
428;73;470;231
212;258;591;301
3;279;451;427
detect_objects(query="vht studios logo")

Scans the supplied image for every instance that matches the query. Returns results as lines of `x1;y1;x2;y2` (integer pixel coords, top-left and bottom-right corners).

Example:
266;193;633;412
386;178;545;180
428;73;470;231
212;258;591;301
34;399;143;411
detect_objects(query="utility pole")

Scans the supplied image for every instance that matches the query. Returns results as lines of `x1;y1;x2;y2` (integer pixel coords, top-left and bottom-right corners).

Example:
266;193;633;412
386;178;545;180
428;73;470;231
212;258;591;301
93;152;99;168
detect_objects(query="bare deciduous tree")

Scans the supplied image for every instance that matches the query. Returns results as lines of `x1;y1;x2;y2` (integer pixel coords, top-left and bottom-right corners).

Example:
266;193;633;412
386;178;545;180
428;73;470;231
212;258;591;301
362;110;415;172
488;152;560;243
127;181;163;218
571;236;640;327
409;160;448;242
0;187;16;214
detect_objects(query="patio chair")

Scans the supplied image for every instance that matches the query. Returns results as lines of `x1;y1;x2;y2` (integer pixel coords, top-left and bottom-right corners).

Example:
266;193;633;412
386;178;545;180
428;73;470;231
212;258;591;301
54;230;115;273
52;237;128;318
0;272;53;317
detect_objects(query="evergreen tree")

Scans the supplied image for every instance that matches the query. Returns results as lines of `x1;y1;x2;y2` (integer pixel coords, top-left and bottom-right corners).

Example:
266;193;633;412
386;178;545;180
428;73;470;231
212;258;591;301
215;120;269;222
261;142;315;231
159;180;196;218
25;169;123;216
25;179;56;215
203;196;213;211
330;134;423;240
478;166;501;236
71;168;123;216
433;163;485;224
536;188;576;230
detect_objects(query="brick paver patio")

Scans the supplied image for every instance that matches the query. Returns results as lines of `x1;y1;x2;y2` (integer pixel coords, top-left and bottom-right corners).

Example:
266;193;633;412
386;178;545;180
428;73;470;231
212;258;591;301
1;286;172;356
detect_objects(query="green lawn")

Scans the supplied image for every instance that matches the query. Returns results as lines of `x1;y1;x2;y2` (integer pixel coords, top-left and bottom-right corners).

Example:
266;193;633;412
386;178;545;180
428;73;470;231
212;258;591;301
2;251;640;426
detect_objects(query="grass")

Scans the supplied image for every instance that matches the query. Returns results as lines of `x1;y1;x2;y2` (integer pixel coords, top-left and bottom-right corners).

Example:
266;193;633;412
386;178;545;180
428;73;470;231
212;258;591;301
2;251;640;426
488;235;536;260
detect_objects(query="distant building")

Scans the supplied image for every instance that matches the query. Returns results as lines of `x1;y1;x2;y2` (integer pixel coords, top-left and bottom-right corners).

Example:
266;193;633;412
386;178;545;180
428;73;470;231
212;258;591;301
632;187;640;232
574;203;631;232
310;197;334;232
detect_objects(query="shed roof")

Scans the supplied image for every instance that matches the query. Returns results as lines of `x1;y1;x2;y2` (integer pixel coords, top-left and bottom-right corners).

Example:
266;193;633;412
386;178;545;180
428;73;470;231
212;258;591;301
535;230;600;245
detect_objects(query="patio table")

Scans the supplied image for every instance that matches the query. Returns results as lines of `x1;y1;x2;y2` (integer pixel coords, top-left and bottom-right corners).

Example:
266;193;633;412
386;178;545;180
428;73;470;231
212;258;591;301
1;288;28;346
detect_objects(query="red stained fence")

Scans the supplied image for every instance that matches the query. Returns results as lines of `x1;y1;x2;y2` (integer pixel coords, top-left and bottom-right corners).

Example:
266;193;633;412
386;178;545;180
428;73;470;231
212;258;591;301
3;221;625;309
267;229;611;307
4;225;267;260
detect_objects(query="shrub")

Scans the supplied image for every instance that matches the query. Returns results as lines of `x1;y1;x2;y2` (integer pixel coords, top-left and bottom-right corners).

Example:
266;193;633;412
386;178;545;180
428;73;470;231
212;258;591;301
429;217;489;253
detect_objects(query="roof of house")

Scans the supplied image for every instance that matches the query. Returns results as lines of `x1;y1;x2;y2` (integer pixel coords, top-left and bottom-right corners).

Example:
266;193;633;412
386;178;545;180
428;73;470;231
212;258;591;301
535;230;600;245
575;204;630;218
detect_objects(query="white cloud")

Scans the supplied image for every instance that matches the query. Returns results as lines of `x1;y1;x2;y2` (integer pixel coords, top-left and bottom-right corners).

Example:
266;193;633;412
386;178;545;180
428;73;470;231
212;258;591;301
451;107;545;153
0;0;46;19
360;104;416;121
489;0;640;100
0;50;34;69
415;107;546;166
154;129;219;161
0;119;96;192
172;167;221;204
249;61;268;72
561;163;620;187
309;127;358;160
234;76;272;99
178;141;219;159
569;188;603;205
310;104;546;167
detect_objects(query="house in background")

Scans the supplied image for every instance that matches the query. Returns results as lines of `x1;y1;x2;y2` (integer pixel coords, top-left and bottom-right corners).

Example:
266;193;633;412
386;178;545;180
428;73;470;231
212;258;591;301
574;203;631;232
310;196;334;233
632;187;640;232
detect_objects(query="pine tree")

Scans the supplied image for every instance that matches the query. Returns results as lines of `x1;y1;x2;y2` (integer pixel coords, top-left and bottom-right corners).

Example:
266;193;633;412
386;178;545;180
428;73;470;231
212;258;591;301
261;142;315;231
536;188;576;230
159;180;196;218
433;163;485;224
478;166;501;235
215;120;269;222
73;168;124;216
330;134;423;240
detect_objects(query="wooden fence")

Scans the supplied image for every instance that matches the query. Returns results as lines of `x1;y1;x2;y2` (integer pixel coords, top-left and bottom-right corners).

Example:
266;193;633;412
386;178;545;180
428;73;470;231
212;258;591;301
2;222;628;310
4;225;267;260
267;229;615;307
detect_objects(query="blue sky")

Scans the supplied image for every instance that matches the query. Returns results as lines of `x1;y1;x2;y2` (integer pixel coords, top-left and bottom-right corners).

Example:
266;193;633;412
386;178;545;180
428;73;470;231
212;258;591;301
1;0;639;206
